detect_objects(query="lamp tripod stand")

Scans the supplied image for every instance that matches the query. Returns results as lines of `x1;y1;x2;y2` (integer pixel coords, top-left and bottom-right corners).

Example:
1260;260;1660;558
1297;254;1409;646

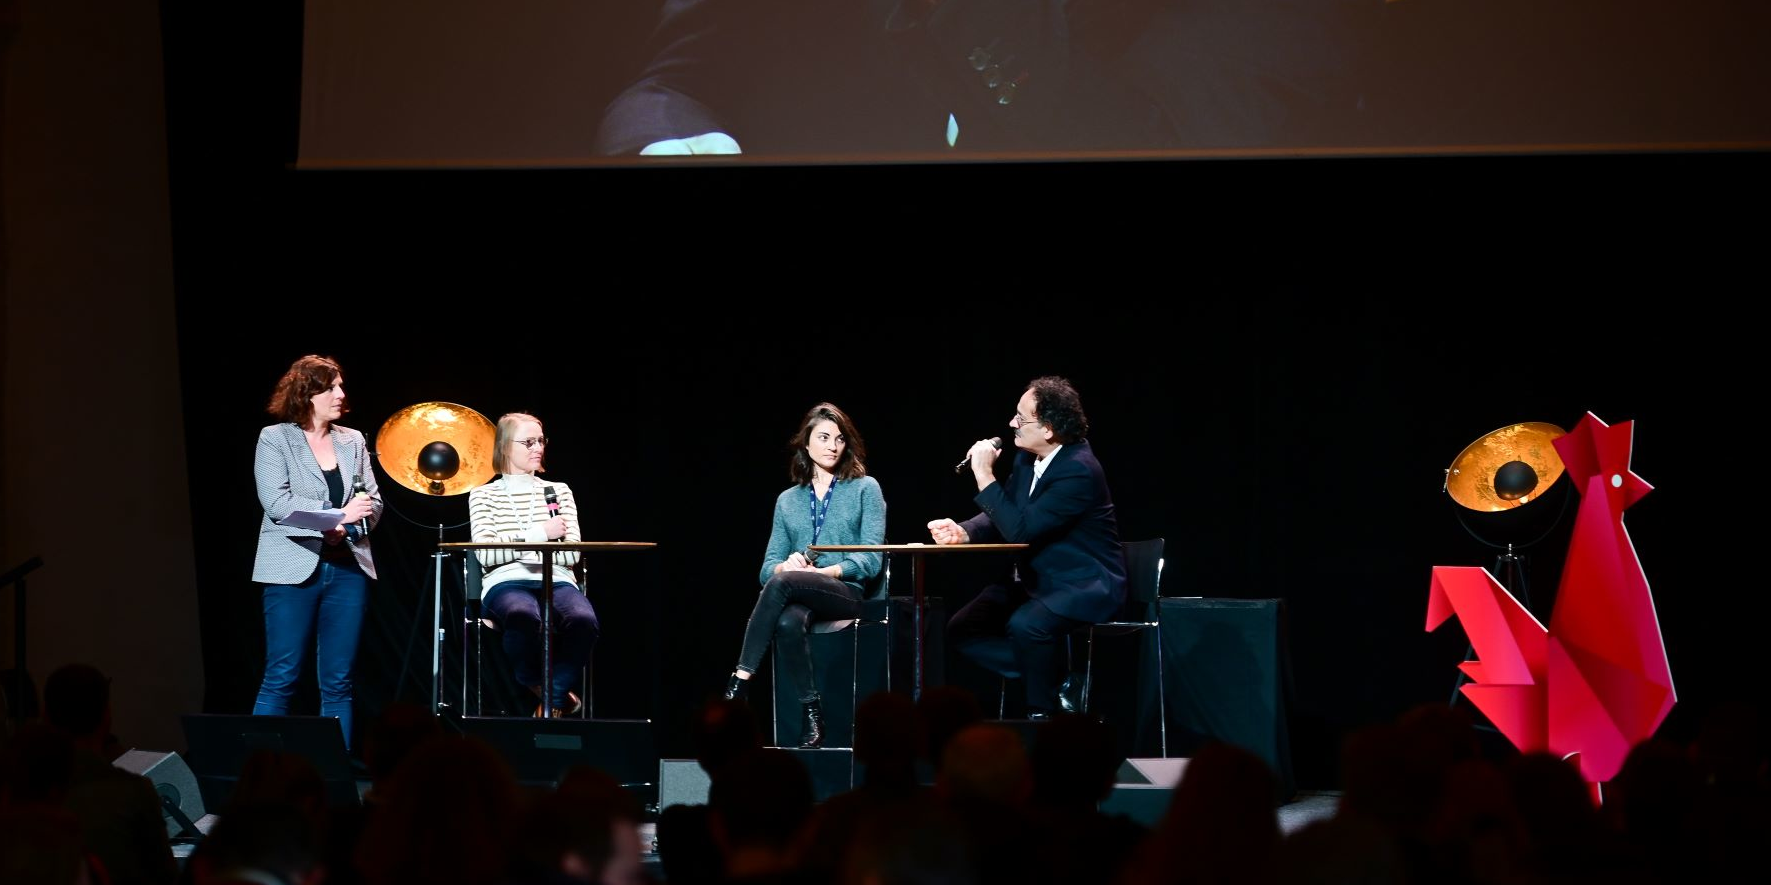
373;401;498;717
389;515;470;716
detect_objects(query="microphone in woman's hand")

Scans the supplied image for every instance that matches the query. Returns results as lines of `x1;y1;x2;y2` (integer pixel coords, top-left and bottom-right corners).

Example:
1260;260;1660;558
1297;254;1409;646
352;474;370;535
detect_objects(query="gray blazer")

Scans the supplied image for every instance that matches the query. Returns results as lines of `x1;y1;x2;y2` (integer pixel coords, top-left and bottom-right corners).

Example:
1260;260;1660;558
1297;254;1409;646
253;422;383;583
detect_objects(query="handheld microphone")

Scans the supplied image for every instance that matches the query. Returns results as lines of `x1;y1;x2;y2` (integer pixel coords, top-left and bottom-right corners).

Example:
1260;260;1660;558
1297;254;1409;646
544;486;561;540
954;437;1003;474
351;474;370;536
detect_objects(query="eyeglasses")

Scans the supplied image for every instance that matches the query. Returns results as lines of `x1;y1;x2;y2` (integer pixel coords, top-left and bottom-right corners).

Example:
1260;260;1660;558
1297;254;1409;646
515;437;549;449
1010;414;1040;428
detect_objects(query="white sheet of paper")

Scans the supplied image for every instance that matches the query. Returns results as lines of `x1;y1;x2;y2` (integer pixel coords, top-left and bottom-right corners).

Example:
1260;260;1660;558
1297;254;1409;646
283;509;346;532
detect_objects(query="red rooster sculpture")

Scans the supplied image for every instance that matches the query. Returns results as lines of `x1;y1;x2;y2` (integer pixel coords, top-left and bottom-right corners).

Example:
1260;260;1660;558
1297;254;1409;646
1427;411;1671;793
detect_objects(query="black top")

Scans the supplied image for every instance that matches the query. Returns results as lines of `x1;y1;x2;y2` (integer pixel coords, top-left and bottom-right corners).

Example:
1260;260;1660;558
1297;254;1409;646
322;466;344;509
319;467;354;562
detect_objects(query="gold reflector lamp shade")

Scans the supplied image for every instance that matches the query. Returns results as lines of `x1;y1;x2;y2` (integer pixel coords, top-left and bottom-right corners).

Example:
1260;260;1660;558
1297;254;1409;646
1444;421;1572;551
375;402;496;495
1446;422;1569;511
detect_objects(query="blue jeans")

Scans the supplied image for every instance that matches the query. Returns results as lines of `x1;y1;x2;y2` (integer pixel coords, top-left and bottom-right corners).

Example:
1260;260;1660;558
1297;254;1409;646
254;559;368;751
483;580;599;709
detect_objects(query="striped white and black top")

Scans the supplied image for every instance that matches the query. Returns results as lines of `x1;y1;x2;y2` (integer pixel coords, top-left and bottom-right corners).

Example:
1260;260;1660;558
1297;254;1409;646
467;474;581;595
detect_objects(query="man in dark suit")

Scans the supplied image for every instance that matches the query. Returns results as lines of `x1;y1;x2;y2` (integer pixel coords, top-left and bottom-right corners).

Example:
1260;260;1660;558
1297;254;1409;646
928;376;1127;719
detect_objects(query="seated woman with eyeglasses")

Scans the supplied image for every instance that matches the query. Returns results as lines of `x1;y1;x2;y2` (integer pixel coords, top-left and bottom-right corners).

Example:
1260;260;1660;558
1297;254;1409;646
467;413;597;717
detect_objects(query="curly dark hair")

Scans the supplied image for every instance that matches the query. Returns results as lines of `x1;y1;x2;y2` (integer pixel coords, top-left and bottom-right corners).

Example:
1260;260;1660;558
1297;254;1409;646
1027;376;1089;444
788;402;868;485
266;355;345;426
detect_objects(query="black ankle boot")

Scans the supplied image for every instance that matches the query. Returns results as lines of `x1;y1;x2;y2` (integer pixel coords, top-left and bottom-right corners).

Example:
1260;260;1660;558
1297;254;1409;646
723;673;748;702
798;700;825;749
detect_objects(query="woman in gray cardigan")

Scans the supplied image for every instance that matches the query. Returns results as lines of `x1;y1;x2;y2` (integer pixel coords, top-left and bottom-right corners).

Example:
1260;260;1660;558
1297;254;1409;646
723;402;886;748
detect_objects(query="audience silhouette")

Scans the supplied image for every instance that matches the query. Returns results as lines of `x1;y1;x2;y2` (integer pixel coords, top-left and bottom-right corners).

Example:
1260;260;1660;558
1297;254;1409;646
4;663;1769;885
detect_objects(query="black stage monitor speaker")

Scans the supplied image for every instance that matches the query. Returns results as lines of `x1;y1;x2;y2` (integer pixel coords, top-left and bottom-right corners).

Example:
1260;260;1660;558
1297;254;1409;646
1100;757;1190;826
113;749;207;838
660;750;852;807
458;716;656;791
658;758;710;809
180;714;359;810
1116;757;1188;787
776;748;854;802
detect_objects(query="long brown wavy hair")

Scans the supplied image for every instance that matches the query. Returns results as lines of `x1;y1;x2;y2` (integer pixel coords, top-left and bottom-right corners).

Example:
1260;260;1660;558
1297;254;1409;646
788;402;867;485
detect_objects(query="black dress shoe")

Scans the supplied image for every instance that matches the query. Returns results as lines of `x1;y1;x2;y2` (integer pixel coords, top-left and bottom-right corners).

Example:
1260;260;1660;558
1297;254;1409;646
798;700;826;749
1027;710;1054;721
1057;674;1083;714
723;673;748;702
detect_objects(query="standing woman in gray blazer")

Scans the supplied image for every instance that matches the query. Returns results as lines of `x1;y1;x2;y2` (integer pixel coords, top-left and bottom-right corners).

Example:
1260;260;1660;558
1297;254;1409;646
721;402;886;749
251;354;382;752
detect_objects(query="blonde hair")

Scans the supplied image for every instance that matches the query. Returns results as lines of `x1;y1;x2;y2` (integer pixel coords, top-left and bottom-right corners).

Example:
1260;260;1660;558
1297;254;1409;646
492;412;545;475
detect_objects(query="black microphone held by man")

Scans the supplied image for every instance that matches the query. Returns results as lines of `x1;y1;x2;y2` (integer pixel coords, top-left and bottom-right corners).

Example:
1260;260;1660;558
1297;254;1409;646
954;436;1003;474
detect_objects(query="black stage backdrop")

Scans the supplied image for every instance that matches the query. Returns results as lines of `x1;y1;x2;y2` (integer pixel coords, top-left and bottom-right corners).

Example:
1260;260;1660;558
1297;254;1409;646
162;1;1765;789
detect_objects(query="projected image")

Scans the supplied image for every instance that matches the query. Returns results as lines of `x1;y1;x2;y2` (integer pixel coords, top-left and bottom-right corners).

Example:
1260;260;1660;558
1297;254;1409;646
596;0;1382;157
297;0;1771;167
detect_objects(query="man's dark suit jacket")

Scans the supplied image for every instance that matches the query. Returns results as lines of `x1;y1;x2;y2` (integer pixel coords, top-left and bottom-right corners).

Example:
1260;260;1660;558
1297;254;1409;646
958;440;1127;624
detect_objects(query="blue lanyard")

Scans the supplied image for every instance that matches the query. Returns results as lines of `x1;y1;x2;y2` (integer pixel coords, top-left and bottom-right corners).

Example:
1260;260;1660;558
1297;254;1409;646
808;480;835;548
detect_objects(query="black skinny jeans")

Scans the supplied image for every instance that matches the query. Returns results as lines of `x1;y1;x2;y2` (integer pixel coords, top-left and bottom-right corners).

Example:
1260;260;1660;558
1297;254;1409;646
735;570;861;703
